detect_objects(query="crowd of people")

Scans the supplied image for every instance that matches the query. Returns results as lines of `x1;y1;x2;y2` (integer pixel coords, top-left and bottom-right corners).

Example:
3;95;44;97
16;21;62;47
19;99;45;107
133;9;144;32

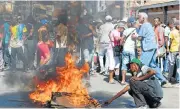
0;12;179;84
96;13;179;87
0;11;179;108
100;13;179;108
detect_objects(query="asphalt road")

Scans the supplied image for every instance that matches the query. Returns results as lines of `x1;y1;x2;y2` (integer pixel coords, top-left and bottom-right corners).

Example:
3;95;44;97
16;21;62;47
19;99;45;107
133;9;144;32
0;71;179;108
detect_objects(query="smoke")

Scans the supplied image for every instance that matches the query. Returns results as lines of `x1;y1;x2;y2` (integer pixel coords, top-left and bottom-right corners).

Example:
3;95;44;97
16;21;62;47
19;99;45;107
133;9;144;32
2;1;101;92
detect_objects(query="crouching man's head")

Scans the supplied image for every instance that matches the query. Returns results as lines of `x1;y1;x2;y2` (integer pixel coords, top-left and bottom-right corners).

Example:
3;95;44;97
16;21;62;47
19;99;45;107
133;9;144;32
128;58;142;76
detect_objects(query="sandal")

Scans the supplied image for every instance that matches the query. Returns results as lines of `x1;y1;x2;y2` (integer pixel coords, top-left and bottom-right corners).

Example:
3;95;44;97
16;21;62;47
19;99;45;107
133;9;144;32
120;81;127;85
109;80;115;84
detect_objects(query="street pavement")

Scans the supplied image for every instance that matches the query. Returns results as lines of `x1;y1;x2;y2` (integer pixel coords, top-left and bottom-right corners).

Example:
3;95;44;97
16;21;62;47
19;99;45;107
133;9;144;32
0;71;179;108
89;73;180;108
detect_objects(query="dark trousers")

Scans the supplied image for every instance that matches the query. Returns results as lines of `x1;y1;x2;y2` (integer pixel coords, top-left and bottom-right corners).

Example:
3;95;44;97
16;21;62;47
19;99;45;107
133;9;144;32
11;47;27;71
168;52;179;82
24;40;35;69
129;80;161;107
53;48;67;67
3;43;11;66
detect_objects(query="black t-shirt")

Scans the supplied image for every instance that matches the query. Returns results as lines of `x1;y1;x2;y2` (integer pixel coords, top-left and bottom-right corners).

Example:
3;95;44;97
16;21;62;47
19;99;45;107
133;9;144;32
76;23;94;50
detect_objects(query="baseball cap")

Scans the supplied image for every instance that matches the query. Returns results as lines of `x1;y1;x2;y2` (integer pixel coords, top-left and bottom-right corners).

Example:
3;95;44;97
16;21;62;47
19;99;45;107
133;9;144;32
127;17;136;23
40;19;49;25
117;22;126;29
105;15;112;21
129;58;142;67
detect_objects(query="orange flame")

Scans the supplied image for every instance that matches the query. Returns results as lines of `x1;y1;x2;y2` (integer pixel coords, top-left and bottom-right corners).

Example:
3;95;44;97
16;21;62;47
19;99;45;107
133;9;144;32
29;53;98;107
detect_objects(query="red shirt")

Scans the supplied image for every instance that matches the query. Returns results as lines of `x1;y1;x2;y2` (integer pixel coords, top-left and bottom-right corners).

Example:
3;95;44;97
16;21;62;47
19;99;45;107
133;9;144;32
37;42;50;60
110;29;122;46
154;26;165;47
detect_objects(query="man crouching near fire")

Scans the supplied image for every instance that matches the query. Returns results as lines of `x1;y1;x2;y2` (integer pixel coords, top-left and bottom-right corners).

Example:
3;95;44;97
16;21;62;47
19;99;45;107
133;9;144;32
104;58;163;108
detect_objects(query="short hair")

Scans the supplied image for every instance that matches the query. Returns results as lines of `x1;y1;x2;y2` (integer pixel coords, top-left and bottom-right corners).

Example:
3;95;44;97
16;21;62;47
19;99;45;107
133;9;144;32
139;12;148;19
154;17;160;21
167;20;174;26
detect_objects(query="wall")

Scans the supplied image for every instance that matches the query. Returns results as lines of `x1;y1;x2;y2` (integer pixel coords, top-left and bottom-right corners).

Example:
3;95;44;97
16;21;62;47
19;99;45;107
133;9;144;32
139;5;179;24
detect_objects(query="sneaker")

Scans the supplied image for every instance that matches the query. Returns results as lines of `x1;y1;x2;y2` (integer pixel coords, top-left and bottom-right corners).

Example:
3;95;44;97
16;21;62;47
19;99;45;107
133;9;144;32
150;102;161;108
162;82;173;88
90;70;97;77
4;66;10;71
137;105;148;109
99;70;105;75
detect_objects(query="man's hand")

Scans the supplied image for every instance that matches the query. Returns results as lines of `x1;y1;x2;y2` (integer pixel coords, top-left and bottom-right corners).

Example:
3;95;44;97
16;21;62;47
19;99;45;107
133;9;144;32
104;99;112;106
166;48;169;54
131;33;137;39
130;76;140;81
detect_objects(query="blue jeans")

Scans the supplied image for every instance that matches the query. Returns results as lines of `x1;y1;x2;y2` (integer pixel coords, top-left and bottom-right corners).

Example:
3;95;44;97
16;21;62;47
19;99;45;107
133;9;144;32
163;54;169;73
141;49;167;82
121;51;135;71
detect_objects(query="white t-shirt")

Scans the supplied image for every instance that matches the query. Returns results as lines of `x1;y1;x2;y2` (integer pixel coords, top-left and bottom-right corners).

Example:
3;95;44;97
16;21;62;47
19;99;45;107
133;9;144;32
137;65;151;77
99;22;114;43
123;28;137;53
164;26;171;46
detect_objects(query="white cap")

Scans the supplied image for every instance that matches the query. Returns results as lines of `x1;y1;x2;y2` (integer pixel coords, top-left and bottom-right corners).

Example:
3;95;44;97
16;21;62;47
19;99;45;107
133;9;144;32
121;17;128;22
105;15;112;21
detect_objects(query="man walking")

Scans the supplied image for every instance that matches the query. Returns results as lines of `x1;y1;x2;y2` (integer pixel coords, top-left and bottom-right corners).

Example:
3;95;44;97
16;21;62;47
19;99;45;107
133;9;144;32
98;15;114;75
10;16;28;73
132;12;170;87
153;17;165;73
164;20;174;75
121;17;138;85
168;20;180;83
2;15;11;70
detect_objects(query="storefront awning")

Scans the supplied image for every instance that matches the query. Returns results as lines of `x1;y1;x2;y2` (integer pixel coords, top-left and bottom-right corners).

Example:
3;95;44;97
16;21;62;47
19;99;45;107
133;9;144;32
138;0;179;10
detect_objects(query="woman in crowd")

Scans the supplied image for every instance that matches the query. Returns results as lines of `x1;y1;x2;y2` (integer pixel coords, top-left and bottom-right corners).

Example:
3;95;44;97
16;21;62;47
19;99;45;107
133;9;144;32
108;23;124;84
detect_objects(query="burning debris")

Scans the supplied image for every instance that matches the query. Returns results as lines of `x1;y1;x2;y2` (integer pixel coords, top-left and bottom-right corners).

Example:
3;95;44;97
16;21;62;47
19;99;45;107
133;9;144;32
29;53;101;108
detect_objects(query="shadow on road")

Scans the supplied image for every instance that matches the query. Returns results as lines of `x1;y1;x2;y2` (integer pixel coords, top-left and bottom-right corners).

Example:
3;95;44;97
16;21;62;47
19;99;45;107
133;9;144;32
0;91;37;108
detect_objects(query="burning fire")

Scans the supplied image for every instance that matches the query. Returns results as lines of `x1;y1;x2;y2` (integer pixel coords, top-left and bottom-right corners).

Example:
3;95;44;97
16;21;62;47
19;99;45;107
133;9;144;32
29;53;99;107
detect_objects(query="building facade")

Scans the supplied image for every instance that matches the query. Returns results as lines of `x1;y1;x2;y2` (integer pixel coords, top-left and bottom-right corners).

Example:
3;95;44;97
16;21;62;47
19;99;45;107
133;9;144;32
136;0;179;24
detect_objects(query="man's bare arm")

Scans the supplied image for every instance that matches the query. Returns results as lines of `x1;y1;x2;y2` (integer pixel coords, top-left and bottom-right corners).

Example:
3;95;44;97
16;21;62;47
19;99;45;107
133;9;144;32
83;32;93;38
138;68;156;81
165;36;169;52
105;85;130;104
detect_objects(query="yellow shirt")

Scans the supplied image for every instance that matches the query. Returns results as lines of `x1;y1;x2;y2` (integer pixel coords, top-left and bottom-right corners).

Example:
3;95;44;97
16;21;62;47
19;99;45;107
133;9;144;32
169;29;180;52
10;24;27;48
10;24;27;39
10;25;18;38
